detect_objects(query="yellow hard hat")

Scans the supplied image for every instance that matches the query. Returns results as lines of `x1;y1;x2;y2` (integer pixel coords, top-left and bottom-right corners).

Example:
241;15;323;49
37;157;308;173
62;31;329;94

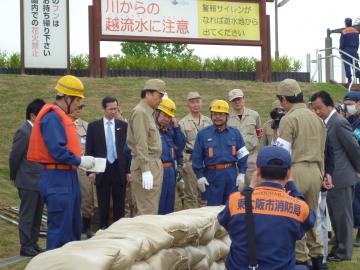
55;75;85;98
158;98;176;117
210;99;229;114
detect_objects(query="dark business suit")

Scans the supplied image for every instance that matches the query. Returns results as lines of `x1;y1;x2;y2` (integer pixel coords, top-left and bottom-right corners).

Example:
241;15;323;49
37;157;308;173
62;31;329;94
85;119;130;229
9;121;44;251
326;111;360;260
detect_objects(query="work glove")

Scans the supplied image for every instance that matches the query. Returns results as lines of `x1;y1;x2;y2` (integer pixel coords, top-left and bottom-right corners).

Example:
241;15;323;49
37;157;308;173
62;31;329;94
177;179;185;196
236;173;246;192
175;165;184;182
197;177;209;193
142;171;153;190
80;156;95;170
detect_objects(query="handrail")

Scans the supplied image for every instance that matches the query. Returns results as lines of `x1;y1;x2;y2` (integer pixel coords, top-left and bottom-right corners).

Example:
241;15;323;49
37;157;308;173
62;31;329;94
311;46;359;91
319;47;360;62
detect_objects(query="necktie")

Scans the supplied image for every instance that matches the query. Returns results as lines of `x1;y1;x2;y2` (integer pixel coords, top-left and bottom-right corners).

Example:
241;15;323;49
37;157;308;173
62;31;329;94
106;121;115;163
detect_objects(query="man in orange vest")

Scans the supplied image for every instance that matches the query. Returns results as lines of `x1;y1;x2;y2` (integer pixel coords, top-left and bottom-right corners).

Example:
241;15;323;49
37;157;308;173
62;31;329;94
27;75;95;250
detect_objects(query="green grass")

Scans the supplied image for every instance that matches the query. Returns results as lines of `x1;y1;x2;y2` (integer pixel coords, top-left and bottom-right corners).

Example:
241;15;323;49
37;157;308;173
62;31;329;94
0;74;358;269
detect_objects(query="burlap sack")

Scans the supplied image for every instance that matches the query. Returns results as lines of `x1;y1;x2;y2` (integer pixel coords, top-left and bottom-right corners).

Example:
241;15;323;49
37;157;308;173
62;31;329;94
93;222;173;261
220;235;231;247
170;214;215;246
146;248;188;270
184;246;206;267
209;261;226;270
25;239;119;270
215;261;226;270
107;238;144;270
170;206;225;245
214;220;227;239
198;239;229;263
105;215;198;246
192;257;211;270
129;262;153;270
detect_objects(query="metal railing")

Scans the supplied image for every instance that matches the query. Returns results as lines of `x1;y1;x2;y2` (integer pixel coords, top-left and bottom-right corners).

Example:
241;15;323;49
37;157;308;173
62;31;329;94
310;47;360;91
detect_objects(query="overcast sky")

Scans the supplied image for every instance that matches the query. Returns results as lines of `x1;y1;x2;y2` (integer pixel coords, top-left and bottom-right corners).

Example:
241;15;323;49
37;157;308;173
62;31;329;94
0;0;359;74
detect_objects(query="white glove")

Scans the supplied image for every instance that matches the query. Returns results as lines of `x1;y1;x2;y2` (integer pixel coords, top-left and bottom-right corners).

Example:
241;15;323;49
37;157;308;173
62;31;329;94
142;171;153;190
197;177;209;193
236;173;246;192
80;156;95;170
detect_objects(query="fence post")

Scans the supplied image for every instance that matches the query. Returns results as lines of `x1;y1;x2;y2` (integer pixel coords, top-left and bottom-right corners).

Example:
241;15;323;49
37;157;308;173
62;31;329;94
100;57;108;78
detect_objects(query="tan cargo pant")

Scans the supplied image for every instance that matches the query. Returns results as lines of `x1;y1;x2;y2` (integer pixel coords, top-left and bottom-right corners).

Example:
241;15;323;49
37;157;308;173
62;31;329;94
292;162;324;262
131;158;163;215
183;157;207;209
245;151;257;186
124;183;136;217
78;169;94;218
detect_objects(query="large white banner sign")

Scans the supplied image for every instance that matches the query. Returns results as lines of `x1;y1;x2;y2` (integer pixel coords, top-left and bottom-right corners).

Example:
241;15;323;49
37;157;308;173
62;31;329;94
23;0;68;68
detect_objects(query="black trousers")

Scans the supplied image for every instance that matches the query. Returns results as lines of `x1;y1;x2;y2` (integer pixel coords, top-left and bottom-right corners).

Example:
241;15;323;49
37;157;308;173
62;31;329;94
327;185;355;260
95;161;126;229
18;188;44;248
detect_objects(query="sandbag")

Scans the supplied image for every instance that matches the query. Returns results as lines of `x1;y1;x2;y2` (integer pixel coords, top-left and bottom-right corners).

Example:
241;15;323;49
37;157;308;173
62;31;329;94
172;215;215;246
184;246;206;267
170;206;225;245
25;239;119;270
198;238;229;265
220;235;231;247
146;248;188;270
215;261;226;270
25;207;228;270
107;238;144;270
209;261;226;270
129;262;153;270
105;215;199;246
192;257;211;270
94;223;173;261
214;221;227;239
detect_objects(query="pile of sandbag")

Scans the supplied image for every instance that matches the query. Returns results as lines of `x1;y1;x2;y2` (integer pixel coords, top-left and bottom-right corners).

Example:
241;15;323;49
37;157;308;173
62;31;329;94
25;206;230;270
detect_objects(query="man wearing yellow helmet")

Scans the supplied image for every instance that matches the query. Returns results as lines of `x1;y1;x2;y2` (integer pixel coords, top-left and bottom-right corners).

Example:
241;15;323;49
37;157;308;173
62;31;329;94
192;100;249;205
155;98;186;214
27;75;95;249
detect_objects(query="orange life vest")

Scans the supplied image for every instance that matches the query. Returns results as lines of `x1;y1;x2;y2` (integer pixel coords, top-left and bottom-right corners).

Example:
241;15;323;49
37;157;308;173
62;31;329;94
27;104;81;163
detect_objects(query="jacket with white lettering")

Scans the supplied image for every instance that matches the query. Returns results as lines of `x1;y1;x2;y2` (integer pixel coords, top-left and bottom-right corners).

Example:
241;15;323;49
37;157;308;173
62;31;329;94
218;182;315;270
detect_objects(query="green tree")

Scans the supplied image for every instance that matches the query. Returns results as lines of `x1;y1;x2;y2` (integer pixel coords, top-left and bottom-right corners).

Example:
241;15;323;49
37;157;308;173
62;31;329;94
121;42;193;58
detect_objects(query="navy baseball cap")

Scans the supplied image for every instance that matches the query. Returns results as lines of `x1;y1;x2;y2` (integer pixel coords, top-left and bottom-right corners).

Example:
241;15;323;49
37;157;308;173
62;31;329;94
344;91;360;102
256;146;291;169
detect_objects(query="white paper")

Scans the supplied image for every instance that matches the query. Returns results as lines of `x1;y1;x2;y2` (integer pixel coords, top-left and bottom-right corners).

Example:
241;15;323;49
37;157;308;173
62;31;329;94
87;158;107;173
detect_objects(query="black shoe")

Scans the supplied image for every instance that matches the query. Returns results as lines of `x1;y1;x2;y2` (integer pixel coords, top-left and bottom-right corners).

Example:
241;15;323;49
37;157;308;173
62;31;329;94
20;247;39;257
327;255;344;262
33;243;45;253
296;260;312;268
311;256;328;270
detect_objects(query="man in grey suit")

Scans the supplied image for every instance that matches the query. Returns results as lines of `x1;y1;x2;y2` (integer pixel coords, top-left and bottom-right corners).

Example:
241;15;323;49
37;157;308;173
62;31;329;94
9;98;45;257
310;91;360;262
